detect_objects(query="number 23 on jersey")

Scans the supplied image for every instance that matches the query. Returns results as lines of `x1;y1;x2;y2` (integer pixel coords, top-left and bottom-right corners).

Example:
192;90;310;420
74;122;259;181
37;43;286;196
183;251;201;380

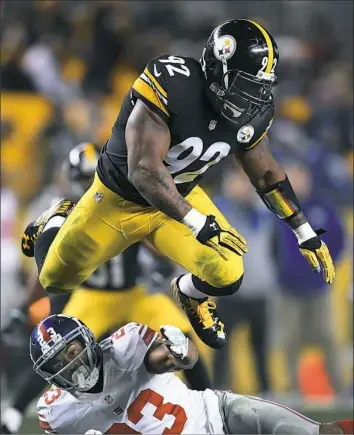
107;389;187;434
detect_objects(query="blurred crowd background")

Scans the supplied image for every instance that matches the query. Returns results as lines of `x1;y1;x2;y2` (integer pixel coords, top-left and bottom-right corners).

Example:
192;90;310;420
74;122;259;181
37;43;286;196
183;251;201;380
1;0;353;429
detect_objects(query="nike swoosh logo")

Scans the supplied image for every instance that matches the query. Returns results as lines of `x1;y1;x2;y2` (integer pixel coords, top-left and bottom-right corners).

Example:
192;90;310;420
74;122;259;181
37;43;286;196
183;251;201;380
154;64;161;77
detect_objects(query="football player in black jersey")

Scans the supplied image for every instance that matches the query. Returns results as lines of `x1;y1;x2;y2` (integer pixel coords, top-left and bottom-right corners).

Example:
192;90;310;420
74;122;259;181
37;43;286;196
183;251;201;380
24;20;334;351
2;144;211;434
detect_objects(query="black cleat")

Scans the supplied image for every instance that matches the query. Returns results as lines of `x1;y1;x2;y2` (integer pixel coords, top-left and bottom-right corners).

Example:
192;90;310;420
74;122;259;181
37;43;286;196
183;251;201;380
170;277;226;349
21;199;75;257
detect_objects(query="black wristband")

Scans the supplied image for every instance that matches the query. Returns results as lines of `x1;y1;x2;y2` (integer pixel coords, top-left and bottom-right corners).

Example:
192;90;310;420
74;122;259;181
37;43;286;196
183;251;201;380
256;176;301;220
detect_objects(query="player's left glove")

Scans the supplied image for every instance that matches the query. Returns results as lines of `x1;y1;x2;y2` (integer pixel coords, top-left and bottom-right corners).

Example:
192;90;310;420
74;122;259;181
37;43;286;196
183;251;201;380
196;215;247;260
299;229;335;284
160;325;189;359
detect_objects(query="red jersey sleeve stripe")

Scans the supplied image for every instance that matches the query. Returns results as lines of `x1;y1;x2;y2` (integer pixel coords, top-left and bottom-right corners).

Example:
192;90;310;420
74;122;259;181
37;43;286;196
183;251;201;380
142;327;157;346
39;420;53;430
138;325;145;336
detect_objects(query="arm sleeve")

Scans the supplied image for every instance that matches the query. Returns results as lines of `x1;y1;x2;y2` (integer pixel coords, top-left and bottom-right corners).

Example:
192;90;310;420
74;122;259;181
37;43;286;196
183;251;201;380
110;322;159;371
132;58;170;122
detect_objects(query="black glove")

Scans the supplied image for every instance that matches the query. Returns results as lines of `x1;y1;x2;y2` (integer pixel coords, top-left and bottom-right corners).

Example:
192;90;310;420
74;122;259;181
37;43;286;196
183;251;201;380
196;215;247;260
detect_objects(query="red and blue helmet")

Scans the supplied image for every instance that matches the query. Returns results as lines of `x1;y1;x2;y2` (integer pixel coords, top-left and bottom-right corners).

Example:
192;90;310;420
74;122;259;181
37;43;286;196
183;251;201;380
30;315;102;392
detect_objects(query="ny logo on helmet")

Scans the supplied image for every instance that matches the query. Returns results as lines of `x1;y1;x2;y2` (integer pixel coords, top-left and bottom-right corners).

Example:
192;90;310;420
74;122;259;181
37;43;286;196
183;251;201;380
38;326;63;353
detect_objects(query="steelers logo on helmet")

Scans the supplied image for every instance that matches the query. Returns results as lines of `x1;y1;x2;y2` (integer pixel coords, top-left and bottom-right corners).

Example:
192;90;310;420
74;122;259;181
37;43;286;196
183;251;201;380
237;125;255;144
213;35;237;61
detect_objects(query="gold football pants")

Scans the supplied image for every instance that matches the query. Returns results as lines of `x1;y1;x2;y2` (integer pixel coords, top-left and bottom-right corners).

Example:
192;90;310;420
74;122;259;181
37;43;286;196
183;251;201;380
40;174;244;292
62;285;191;339
28;286;190;340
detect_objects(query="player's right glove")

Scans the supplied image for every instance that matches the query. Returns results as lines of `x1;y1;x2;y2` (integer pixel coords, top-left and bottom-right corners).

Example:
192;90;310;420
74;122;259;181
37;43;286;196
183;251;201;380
182;209;247;260
160;325;189;359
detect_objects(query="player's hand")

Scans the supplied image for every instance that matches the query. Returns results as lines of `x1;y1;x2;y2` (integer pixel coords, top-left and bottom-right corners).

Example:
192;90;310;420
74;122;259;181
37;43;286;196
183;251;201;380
299;229;335;284
196;215;247;260
160;325;189;359
85;430;102;434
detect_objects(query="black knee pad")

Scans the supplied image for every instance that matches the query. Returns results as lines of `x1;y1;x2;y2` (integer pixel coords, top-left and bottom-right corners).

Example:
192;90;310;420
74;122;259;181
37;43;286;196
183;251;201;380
192;274;243;296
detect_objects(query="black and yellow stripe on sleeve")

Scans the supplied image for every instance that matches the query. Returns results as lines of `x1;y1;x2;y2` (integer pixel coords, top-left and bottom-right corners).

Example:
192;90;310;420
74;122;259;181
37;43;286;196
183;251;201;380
257;176;301;220
262;188;296;219
132;66;169;118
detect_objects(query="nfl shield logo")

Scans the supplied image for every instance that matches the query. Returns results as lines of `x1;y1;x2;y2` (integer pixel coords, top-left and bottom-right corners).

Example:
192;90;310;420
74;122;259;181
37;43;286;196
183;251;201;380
94;192;103;203
104;395;113;405
209;120;217;130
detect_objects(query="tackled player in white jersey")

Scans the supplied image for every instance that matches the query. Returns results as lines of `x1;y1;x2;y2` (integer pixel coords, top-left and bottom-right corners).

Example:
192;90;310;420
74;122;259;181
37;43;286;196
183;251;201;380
31;315;352;434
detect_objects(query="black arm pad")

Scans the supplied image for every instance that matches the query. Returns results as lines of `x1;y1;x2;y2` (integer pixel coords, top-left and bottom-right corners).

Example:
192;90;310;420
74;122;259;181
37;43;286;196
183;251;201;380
256;176;301;220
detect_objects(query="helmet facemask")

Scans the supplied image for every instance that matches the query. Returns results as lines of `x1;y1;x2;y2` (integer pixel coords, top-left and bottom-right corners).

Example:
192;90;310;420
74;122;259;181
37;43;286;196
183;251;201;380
209;68;277;125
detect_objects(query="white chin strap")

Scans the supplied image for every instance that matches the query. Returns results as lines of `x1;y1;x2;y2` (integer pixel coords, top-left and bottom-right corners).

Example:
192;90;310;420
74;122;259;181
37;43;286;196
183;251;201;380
72;365;100;391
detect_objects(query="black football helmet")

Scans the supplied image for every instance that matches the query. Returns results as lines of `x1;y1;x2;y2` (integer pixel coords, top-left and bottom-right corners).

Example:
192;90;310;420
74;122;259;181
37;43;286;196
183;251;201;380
201;19;279;125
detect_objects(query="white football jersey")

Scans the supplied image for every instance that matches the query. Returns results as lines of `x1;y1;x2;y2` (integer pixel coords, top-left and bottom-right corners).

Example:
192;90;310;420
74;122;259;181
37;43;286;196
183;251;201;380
37;323;224;434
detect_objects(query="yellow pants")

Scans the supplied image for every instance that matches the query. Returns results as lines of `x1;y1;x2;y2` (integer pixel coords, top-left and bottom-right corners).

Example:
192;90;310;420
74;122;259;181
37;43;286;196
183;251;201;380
62;285;191;339
28;286;191;340
40;174;243;292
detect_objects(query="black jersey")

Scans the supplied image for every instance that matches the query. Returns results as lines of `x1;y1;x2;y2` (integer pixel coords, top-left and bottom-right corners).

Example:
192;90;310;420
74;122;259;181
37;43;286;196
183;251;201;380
97;55;274;206
82;243;140;291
